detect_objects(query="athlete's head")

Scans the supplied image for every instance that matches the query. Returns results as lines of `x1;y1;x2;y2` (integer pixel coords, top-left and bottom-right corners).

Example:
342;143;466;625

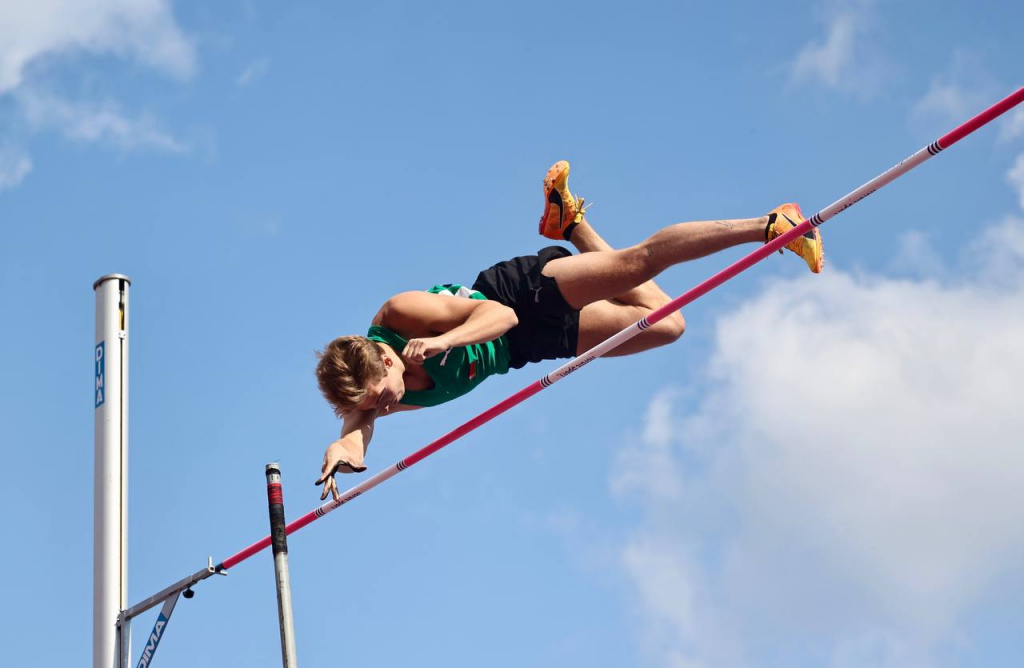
317;336;406;416
316;336;387;416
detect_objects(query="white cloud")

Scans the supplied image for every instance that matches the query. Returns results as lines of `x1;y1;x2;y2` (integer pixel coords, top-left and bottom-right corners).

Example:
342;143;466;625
963;214;1024;287
792;13;856;88
17;88;186;152
1008;155;1024;212
999;108;1024;143
622;539;703;665
790;1;887;99
911;52;995;131
0;0;195;95
0;1;195;186
613;222;1024;667
912;83;985;125
888;230;946;278
0;145;33;189
611;388;685;504
236;57;270;87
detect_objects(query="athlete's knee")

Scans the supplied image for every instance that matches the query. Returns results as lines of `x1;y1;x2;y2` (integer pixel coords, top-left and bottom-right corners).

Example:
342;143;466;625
648;311;685;346
667;311;686;339
623;245;660;280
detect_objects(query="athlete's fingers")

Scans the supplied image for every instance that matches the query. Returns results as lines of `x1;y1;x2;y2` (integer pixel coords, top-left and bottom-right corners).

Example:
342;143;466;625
319;471;340;502
402;341;425;365
316;459;332;483
316;460;340;488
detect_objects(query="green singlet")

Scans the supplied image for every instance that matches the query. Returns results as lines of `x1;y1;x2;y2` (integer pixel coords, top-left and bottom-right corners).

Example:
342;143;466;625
366;284;511;407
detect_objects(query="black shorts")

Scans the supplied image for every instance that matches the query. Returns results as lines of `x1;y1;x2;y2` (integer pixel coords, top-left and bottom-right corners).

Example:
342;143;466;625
472;246;580;369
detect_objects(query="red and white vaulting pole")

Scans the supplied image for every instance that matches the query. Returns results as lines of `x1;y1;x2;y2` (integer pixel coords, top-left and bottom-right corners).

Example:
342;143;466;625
122;85;1024;623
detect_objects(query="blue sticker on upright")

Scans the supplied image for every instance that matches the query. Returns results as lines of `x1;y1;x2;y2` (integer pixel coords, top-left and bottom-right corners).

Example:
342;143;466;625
136;610;170;668
95;342;105;408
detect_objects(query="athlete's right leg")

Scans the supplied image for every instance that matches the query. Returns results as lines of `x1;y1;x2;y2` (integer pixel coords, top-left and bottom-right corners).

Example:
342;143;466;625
544;213;766;309
538;161;820;309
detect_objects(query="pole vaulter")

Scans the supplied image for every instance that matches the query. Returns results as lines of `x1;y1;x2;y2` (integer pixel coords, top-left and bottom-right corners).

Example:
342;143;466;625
112;85;1024;667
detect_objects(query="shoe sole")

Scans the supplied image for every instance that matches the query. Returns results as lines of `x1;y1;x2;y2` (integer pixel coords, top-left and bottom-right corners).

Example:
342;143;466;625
777;203;824;274
790;203;825;273
539;161;571;239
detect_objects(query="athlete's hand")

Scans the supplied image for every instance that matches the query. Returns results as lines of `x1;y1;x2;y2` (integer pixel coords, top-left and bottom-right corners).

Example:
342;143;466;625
402;336;450;365
315;439;367;501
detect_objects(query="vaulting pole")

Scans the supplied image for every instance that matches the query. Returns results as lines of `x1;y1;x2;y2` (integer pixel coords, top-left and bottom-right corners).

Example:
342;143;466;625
95;274;131;668
266;463;299;668
123;85;1024;623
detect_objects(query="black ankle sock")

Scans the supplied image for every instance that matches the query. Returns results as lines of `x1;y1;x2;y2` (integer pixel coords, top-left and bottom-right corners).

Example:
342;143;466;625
764;213;777;242
563;221;579;242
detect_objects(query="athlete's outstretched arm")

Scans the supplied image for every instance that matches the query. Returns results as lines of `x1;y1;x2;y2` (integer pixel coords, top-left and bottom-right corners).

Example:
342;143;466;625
316;408;378;499
374;291;518;364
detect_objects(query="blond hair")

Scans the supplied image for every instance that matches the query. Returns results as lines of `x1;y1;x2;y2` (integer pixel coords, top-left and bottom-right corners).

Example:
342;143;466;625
316;336;386;417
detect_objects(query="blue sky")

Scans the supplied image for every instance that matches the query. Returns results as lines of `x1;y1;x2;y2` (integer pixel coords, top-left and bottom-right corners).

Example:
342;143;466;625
3;1;1024;667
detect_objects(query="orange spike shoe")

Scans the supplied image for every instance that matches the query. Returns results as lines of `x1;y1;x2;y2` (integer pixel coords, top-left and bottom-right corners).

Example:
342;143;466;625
766;202;824;273
539;160;585;241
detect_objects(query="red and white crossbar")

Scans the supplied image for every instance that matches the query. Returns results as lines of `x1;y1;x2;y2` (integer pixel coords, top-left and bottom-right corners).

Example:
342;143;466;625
122;84;1024;623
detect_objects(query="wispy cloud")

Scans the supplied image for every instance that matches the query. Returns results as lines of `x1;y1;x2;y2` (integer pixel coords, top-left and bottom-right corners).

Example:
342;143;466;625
0;0;195;95
236;57;270;87
912;82;985;124
888;230;947;278
1008;155;1024;212
611;388;685;504
0;0;195;186
613;218;1024;667
790;0;888;99
17;89;187;153
911;51;996;131
1000;108;1024;143
0;144;32;189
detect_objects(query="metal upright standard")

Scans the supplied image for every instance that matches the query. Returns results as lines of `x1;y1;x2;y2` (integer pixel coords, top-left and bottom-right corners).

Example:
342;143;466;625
101;85;1024;667
94;275;130;668
266;463;300;668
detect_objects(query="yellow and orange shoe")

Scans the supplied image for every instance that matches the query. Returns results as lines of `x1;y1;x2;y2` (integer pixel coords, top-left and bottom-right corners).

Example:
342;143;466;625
539;160;585;240
766;202;824;273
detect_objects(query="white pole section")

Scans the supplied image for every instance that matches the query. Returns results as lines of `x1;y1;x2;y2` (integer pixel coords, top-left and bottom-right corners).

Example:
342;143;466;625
94;274;131;668
266;463;299;668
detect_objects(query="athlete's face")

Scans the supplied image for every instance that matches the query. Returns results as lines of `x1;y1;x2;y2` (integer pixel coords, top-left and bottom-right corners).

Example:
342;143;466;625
357;363;405;414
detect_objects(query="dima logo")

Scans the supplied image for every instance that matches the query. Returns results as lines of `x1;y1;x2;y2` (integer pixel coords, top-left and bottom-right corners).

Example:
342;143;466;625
136;615;167;668
95;342;105;408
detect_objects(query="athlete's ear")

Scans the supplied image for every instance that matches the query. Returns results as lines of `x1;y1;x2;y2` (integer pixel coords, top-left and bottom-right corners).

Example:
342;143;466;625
382;356;394;369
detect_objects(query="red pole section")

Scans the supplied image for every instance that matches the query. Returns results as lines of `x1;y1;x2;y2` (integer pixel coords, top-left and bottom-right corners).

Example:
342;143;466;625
200;85;1023;577
939;86;1024;149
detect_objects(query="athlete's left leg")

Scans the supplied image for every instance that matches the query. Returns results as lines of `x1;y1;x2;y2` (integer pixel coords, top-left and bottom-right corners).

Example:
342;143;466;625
567;217;688;357
569;216;675;308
